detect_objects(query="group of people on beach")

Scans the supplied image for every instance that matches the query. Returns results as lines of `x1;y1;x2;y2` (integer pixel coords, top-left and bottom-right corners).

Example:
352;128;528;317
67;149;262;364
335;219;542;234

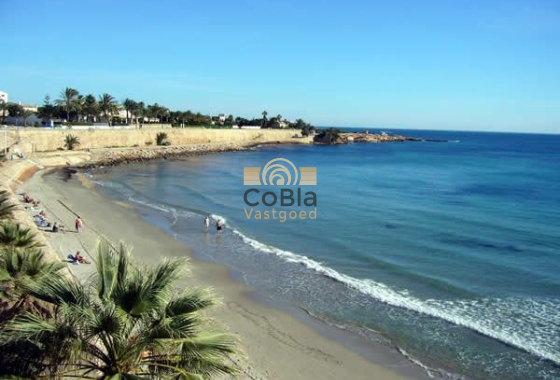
24;193;83;233
204;214;224;232
21;192;88;265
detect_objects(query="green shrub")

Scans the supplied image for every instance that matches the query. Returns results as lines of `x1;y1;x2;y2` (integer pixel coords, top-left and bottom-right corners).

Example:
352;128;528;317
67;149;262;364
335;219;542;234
156;132;168;146
64;134;80;150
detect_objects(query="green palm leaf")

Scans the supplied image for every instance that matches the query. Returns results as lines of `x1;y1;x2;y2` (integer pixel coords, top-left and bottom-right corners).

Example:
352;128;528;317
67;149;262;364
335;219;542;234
2;238;239;379
0;190;18;220
0;222;42;249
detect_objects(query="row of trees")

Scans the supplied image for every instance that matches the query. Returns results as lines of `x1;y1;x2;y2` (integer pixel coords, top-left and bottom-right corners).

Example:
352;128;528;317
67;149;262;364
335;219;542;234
1;87;316;133
0;102;36;127
39;88;130;126
0;189;239;379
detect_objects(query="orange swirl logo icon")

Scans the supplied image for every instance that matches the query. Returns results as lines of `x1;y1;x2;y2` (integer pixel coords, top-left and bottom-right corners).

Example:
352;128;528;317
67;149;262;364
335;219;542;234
244;158;316;186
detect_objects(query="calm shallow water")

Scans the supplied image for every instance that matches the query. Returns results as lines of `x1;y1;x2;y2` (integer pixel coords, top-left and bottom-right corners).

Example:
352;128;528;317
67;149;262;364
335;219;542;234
90;129;560;380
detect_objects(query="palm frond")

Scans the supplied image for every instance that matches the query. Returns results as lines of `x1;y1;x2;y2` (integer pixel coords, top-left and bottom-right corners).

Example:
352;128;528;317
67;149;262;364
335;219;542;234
95;239;123;300
166;288;216;316
0;222;42;249
25;274;87;306
0;312;57;344
145;313;205;340
0;189;18;220
176;330;239;356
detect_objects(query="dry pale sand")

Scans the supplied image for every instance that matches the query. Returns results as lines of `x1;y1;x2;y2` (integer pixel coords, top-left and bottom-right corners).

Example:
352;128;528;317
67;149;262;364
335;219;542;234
17;169;424;380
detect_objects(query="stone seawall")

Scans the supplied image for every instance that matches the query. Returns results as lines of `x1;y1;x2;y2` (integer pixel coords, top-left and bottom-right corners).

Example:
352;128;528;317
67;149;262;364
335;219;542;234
6;128;306;153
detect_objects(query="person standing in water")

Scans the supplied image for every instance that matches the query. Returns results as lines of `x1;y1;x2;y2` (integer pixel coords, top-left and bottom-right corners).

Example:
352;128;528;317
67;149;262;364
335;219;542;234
216;219;223;232
204;215;210;230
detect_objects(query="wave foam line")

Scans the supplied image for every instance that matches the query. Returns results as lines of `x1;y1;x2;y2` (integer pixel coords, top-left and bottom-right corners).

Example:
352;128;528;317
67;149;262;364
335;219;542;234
231;230;560;365
398;348;466;380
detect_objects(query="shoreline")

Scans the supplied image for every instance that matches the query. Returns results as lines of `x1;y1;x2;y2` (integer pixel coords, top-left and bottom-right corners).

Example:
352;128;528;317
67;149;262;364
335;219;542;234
13;166;427;380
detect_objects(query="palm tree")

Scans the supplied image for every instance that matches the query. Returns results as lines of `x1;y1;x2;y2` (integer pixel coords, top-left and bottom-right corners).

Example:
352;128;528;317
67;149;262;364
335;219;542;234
148;103;167;124
0;247;65;319
135;101;145;123
98;93;118;126
56;87;79;124
84;94;99;122
74;94;85;122
64;134;80;151
22;110;34;127
161;106;170;124
0;190;17;220
0;247;65;378
261;110;268;128
0;222;42;249
1;239;239;379
156;132;168;145
123;98;136;125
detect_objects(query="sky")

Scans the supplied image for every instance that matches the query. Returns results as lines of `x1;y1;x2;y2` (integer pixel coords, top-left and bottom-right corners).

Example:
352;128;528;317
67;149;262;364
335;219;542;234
1;0;559;133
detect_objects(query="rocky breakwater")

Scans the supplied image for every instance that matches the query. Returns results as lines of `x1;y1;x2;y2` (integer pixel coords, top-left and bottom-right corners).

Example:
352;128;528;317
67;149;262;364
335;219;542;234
341;132;422;143
81;143;249;169
314;130;449;145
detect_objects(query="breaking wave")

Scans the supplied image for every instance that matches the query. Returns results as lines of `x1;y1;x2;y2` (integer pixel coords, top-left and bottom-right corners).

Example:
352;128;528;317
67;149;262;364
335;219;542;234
230;229;560;365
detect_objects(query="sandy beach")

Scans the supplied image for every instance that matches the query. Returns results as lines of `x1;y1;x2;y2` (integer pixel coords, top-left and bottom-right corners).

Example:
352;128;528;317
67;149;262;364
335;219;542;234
11;165;424;380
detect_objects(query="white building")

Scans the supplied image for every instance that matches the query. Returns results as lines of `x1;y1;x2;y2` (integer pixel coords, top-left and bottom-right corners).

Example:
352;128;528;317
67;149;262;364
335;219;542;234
19;102;38;113
211;114;229;125
0;91;8;104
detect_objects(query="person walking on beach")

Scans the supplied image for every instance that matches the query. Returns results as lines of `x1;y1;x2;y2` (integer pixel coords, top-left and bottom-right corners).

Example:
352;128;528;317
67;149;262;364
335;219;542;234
75;217;83;233
204;215;210;230
216;219;223;232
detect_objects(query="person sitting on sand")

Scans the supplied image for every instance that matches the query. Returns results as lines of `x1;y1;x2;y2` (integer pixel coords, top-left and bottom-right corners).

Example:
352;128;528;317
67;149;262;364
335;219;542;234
34;214;49;228
75;251;90;264
67;253;79;264
52;222;60;233
216;219;223;232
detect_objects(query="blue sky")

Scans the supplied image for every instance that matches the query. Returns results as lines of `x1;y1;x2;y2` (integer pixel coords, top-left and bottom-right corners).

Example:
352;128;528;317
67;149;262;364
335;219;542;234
1;0;559;132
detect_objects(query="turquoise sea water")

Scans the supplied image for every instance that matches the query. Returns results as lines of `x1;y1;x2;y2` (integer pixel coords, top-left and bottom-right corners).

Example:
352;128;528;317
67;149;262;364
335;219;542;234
90;130;560;380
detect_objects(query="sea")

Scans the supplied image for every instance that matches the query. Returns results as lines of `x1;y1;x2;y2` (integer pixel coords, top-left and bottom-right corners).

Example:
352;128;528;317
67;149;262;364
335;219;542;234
88;129;560;380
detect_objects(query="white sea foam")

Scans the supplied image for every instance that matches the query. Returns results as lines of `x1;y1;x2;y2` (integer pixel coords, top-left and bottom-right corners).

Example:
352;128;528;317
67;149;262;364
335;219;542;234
128;197;171;213
210;214;227;224
231;229;560;365
398;348;466;380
